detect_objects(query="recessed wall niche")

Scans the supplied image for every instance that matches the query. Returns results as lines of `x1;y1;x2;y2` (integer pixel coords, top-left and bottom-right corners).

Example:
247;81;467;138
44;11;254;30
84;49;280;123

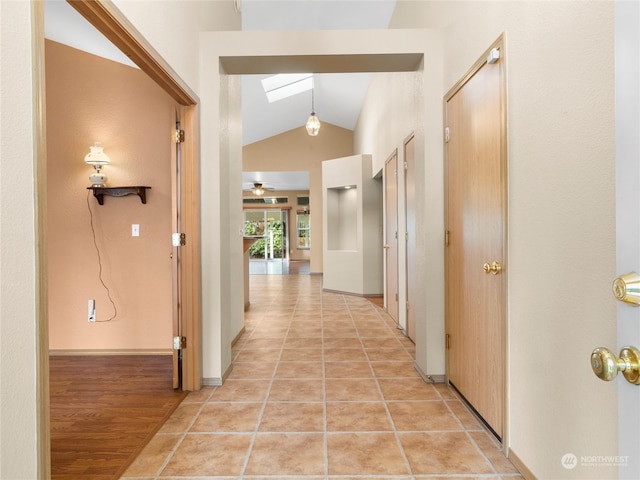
326;186;358;251
322;154;382;296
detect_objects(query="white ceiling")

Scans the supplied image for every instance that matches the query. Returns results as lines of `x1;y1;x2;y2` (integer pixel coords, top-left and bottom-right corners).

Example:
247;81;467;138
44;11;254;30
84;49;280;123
240;0;396;146
44;0;396;191
242;171;310;191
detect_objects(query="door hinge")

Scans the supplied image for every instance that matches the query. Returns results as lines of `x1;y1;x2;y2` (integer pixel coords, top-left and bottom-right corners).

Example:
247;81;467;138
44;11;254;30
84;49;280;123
395;293;399;302
446;333;451;350
173;129;185;144
405;231;409;241
404;161;408;171
173;336;187;350
445;230;450;247
406;301;410;312
172;232;186;247
445;127;450;143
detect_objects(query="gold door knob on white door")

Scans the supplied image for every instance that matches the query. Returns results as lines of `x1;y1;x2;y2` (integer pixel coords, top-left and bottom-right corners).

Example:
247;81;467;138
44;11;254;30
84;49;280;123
591;346;640;384
612;272;640;306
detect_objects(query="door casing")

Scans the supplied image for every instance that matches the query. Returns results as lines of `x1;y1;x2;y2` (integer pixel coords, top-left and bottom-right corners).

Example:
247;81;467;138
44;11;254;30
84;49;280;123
404;133;416;341
384;150;399;324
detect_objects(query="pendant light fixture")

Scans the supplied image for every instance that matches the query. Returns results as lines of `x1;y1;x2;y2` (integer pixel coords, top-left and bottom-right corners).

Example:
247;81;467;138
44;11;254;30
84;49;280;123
305;81;321;136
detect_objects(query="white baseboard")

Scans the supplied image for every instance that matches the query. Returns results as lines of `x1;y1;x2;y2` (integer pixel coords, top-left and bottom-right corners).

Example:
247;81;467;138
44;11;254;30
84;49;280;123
202;377;223;386
414;361;446;383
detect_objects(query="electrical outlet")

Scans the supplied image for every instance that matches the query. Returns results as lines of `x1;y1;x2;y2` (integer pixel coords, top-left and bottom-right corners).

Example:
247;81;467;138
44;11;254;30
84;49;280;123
132;224;140;237
88;299;96;322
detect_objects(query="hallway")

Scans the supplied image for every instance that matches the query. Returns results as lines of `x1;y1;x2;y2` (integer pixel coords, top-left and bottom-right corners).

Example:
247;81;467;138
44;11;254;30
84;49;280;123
122;273;520;479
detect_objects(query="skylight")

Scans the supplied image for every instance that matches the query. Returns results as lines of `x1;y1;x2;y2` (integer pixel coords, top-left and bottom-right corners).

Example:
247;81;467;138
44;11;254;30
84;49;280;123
261;73;313;103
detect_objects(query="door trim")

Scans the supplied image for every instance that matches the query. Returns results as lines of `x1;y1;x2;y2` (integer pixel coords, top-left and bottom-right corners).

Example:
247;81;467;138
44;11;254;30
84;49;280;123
403;131;416;340
67;1;197;106
443;33;509;450
384;149;399;323
33;3;50;476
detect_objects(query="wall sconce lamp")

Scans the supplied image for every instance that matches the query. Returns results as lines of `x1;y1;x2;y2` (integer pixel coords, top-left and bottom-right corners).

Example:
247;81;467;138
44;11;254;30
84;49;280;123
84;142;110;187
305;83;321;137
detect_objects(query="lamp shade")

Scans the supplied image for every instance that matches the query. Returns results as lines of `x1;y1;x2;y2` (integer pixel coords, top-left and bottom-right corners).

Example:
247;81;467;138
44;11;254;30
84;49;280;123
84;142;110;166
306;113;321;136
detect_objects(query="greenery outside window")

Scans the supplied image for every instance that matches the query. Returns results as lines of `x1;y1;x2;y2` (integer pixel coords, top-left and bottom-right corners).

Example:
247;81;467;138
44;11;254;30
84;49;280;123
296;213;310;249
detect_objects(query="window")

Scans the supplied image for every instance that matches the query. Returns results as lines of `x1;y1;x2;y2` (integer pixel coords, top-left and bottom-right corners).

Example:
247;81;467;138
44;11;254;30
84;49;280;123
296;213;310;249
297;195;310;206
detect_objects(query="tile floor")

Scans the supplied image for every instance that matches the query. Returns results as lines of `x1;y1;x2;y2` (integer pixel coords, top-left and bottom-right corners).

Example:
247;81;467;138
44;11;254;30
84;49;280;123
122;273;522;480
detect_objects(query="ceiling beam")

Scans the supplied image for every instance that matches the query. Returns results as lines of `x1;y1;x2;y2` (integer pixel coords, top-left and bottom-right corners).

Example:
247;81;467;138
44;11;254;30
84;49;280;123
220;53;423;75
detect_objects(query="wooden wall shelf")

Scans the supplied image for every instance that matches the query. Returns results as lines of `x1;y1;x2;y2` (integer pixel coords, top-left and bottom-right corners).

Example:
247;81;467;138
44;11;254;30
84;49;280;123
87;186;151;205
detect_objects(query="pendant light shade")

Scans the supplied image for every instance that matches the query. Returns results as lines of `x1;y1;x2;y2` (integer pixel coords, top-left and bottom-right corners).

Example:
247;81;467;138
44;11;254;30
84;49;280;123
306;113;321;136
306;83;320;136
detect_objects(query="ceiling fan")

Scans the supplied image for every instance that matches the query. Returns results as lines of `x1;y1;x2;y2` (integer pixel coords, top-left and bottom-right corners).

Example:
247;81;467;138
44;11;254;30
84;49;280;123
243;182;275;196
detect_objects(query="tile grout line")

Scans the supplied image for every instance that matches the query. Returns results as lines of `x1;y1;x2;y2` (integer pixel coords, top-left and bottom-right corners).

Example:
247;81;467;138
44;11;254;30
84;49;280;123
239;295;292;479
151;384;215;479
360;312;416;479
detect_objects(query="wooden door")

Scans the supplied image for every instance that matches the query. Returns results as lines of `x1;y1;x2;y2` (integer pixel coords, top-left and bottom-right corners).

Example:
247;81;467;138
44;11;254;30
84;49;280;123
404;134;416;341
385;152;399;324
445;38;507;439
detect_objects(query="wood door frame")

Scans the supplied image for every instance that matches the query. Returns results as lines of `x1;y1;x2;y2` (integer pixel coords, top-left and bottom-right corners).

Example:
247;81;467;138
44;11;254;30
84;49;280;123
443;34;508;450
403;132;416;341
66;2;202;391
384;149;399;323
34;0;202;474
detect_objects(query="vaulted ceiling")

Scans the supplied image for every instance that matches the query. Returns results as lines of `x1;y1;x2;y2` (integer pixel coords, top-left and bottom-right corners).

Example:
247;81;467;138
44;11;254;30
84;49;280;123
44;0;397;191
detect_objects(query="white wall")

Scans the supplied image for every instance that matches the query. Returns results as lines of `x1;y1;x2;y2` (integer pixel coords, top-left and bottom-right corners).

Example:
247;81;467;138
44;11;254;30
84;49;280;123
616;0;640;477
0;2;42;478
354;42;444;377
201;29;430;382
355;1;616;478
322;154;382;296
111;0;240;96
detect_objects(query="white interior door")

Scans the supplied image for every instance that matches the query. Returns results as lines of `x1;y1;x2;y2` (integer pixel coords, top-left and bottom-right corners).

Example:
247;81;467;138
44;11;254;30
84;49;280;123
615;1;640;476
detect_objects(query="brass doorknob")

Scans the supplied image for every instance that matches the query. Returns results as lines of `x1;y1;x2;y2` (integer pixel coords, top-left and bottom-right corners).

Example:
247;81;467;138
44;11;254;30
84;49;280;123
483;261;502;275
613;272;640;306
383;244;390;250
590;346;640;384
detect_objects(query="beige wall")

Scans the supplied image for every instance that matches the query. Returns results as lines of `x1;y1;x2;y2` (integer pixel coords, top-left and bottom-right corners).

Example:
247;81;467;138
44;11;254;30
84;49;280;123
1;2;42;477
46;40;176;352
243;123;354;273
356;1;616;479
